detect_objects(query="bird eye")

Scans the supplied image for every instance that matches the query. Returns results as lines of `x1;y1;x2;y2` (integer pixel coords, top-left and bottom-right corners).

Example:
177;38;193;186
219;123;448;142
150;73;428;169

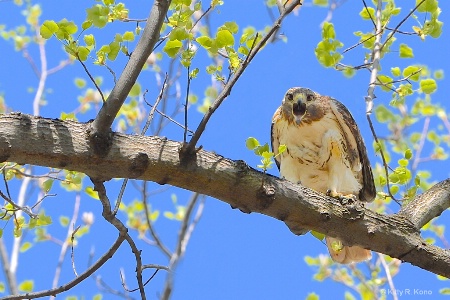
306;94;314;102
286;92;294;101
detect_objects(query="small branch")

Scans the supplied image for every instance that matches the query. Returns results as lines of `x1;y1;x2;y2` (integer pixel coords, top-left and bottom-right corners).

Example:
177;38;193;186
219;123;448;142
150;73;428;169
50;194;81;296
183;66;191;143
142;182;172;259
92;179;146;300
91;0;170;134
0;239;18;295
78;57;105;102
33;25;47;117
0;235;125;300
399;179;450;229
111;73;169;216
379;0;426;53
365;0;383;115
379;254;398;300
411;117;430;172
183;0;302;154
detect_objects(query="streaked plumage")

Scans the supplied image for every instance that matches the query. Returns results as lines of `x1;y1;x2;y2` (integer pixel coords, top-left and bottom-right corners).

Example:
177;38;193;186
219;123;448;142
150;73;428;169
271;87;375;264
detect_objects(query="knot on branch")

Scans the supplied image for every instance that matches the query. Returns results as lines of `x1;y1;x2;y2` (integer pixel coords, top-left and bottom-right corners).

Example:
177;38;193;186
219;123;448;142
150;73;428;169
340;197;365;220
0;136;11;163
178;142;199;167
87;127;114;158
129;152;149;178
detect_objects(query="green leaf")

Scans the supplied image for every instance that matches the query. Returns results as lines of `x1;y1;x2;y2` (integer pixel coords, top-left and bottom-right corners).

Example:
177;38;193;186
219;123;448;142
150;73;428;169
440;288;450;295
107;41;120;60
163;39;182;58
215;30;234;48
246;137;260;150
41;179;54;192
377;75;393;91
129;82;141;97
310;230;325;241
84;34;95;47
122;31;135;42
359;7;375;20
196;36;213;49
18;280;34;292
40;20;58;39
404;149;413;160
375;105;395;123
322;22;336;39
254;143;270;156
59;216;70;227
402;66;421;81
223;21;239;34
86;4;110;28
169;27;189;41
85;186;99;200
77;46;90;61
399;43;414;58
416;0;438;13
81;20;92;30
278;144;287;154
420;78;437;94
74;78;86;89
20;241;32;252
391;67;401;77
306;292;320;300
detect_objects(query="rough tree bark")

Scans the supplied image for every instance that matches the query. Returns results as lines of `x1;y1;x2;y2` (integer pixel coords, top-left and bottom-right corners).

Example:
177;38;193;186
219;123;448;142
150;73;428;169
1;112;449;278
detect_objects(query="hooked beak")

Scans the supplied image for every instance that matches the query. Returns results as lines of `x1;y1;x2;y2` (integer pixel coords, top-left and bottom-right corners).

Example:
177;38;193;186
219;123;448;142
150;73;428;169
293;100;306;124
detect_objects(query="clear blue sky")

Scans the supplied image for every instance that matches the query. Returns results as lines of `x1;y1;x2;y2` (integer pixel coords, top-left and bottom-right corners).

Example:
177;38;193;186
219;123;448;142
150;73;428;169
1;1;449;299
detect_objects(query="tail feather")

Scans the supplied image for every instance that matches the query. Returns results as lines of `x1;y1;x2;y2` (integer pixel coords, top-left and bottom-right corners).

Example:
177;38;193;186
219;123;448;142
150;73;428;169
326;237;371;264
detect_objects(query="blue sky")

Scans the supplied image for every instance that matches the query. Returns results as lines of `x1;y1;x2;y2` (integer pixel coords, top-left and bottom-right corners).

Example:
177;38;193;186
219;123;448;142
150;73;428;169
1;1;450;299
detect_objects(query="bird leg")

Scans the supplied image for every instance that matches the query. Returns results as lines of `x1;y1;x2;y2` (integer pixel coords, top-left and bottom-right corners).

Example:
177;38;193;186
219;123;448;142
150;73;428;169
326;189;357;205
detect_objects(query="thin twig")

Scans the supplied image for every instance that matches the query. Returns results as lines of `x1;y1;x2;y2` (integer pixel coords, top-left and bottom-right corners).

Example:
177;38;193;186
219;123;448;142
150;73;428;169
411;117;430;172
92;179;146;300
183;0;301;154
142;182;172;258
380;0;426;52
77;57;106;102
379;254;399;300
50;194;81;298
184;66;191;143
0;235;125;300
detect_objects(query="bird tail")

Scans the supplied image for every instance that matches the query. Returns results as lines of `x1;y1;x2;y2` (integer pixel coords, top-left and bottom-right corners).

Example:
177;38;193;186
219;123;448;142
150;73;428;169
325;237;372;264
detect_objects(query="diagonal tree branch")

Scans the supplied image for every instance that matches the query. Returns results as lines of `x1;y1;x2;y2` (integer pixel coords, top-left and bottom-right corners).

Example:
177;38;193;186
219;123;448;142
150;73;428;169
399;179;450;229
1;231;126;300
0;113;449;278
91;0;171;135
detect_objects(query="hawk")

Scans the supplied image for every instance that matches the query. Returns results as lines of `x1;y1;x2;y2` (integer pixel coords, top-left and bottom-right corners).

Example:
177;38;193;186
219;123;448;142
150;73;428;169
271;87;376;264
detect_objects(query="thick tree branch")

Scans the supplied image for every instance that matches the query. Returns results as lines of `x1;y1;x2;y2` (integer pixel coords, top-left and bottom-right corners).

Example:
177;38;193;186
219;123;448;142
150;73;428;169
91;0;170;134
0;113;449;278
399;179;450;229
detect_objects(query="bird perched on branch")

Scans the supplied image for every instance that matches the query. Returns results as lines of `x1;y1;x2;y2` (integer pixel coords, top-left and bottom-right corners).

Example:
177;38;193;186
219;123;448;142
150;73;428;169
271;87;376;264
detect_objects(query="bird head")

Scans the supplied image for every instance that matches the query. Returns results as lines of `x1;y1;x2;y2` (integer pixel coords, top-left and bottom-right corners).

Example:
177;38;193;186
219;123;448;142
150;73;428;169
281;87;319;125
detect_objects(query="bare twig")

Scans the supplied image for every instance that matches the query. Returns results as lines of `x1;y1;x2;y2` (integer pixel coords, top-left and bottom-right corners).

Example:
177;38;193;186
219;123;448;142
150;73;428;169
380;0;426;52
1;235;125;300
183;1;302;154
50;193;81;297
92;179;146;300
142;182;172;258
411;117;430;172
0;239;18;294
379;254;398;300
77;57;106;102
